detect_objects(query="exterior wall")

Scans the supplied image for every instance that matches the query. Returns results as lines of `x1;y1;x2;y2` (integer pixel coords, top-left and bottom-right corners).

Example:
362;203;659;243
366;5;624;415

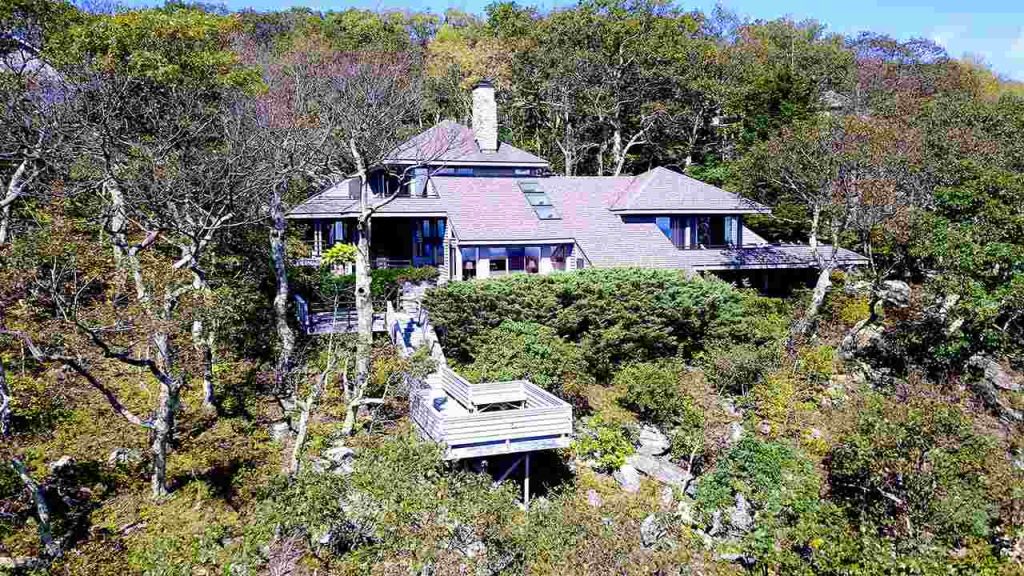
451;242;575;281
622;214;745;248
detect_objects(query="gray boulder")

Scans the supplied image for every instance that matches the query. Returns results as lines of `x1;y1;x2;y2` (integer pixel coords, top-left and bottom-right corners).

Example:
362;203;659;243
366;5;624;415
728;422;744;444
879;280;911;308
48;456;74;473
675;498;695;525
728;493;754;534
613;464;641;493
586;489;604;508
637;425;671;456
627;454;692;490
969;354;1022;392
108;448;143;466
640;514;667;548
269;421;291;442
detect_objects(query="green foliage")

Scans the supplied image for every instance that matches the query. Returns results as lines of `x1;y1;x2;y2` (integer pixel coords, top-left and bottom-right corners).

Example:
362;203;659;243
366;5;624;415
461;320;592;394
828;393;1012;549
696;438;834;570
571;415;635;471
251;427;523;572
319;242;357;266
615;361;690;426
58;5;262;90
425;269;774;380
306;265;439;306
699;342;783;395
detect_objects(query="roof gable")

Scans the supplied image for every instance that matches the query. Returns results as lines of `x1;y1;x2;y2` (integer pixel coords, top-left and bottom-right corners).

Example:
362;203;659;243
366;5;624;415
386;120;549;167
610;167;768;213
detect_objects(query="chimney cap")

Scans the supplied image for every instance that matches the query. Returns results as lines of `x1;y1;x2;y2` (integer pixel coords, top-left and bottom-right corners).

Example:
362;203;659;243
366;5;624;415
473;78;494;89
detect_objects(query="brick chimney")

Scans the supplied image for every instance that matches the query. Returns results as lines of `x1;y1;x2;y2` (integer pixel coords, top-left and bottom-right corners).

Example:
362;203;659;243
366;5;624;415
472;80;498;154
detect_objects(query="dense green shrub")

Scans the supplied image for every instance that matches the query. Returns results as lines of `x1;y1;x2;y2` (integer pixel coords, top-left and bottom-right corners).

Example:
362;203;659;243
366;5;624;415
698;342;783;395
827;393;1013;550
615;361;692;426
571;415;636;471
249;427;523;573
424;269;780;380
461;320;592;395
696;438;836;571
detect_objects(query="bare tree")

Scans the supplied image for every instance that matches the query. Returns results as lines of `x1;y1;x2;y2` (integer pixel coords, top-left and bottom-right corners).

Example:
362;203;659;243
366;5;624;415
228;36;344;413
320;52;458;435
1;71;263;498
0;40;71;244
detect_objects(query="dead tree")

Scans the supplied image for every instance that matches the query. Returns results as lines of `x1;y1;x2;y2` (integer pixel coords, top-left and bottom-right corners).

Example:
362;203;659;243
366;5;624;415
229;37;345;412
0;40;72;244
0;357;10;436
322;52;459;435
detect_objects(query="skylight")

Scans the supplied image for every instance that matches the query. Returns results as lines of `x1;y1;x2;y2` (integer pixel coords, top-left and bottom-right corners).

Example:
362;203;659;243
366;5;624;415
518;181;560;220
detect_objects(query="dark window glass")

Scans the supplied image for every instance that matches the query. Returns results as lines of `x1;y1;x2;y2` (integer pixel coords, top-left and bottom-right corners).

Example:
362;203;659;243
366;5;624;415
509;247;526;271
655;217;671;239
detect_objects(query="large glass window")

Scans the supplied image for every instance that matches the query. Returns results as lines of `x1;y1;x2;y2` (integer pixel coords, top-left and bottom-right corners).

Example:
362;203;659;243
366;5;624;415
487;247;508;276
551;245;567;271
460;247;477;280
525;247;541;274
509;247;526;272
413;218;445;266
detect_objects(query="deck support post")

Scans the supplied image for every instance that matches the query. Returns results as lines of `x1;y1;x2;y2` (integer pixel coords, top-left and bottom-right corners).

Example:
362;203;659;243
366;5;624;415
524;453;530;508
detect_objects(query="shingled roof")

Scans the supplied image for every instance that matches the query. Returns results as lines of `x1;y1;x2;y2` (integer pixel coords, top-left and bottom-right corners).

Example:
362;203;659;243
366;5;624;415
386;120;549;167
609;167;769;213
431;174;865;270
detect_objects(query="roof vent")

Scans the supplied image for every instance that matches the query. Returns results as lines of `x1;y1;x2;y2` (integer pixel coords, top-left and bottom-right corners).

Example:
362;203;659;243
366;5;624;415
518;181;560;220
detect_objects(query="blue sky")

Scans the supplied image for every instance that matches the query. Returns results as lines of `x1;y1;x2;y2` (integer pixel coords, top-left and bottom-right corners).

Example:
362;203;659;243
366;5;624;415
131;0;1024;81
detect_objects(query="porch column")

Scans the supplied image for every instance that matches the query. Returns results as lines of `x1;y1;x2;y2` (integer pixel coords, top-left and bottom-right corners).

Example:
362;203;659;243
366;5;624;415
313;221;323;255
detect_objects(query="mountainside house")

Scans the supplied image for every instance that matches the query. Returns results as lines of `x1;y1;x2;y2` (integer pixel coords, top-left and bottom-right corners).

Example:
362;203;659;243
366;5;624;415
287;81;866;288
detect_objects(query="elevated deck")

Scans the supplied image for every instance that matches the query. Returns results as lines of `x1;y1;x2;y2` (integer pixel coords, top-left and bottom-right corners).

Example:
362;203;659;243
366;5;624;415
387;303;573;460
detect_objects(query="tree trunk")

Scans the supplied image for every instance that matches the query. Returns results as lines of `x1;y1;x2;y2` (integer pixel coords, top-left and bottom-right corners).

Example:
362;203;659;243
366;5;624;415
270;184;296;401
354;211;373;401
351;139;373;421
1;159;30;245
199;328;215;411
0;202;10;245
289;376;324;477
0;358;10;437
11;458;60;558
792;263;834;338
150;380;179;498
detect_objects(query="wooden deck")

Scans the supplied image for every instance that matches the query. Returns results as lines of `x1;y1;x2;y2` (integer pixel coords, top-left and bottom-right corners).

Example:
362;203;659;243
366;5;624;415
388;303;574;460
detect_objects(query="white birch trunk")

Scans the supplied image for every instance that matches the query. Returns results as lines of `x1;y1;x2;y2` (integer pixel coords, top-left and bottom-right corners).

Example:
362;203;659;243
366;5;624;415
0;358;10;437
270;184;296;402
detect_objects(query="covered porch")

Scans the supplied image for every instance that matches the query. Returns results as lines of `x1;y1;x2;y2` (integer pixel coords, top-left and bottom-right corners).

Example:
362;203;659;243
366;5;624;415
295;215;447;271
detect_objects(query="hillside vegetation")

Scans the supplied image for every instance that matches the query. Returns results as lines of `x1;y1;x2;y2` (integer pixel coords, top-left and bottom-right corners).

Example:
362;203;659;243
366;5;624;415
1;1;1023;574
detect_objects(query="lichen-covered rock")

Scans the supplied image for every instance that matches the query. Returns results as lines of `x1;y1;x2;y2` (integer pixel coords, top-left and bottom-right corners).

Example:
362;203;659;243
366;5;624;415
969;354;1022;392
613;464;641;493
627;454;691;489
637;425;671;456
728;493;754;534
640;514;668;548
586;489;604;507
879;280;911;308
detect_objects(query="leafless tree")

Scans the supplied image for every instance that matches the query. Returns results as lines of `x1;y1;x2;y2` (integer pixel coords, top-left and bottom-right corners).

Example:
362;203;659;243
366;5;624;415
228;37;346;414
319;51;459;435
2;70;263;498
0;39;72;244
0;358;10;437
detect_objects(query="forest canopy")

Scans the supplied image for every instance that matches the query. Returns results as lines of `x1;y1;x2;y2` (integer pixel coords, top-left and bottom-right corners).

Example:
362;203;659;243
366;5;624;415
1;0;1023;574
